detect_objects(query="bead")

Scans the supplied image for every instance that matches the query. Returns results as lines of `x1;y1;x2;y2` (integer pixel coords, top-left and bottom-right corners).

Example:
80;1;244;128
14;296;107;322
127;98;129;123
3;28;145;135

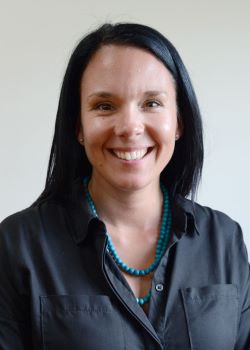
83;177;171;305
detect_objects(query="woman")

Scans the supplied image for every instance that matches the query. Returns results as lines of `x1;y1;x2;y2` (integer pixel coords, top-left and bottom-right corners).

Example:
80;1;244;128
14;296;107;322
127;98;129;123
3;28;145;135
0;23;249;350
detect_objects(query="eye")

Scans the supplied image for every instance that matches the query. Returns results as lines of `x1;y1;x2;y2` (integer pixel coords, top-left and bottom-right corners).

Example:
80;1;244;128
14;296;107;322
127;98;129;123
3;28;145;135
143;100;162;109
95;102;114;111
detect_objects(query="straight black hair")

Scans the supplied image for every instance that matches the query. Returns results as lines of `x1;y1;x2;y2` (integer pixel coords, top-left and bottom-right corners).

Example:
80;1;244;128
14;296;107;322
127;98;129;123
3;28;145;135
32;22;203;206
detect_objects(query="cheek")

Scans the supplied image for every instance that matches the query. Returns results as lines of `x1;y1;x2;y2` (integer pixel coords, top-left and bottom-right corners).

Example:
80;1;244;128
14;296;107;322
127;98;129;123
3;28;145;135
152;116;177;145
82;119;109;146
83;130;105;169
82;119;112;169
84;129;100;147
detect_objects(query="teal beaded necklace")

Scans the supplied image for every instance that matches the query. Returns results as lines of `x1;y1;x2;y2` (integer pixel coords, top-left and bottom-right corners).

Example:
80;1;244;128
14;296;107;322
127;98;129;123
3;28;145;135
83;177;172;305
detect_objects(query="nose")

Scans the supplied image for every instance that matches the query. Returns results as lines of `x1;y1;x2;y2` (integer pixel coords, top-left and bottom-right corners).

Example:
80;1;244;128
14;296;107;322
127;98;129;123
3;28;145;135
114;106;144;138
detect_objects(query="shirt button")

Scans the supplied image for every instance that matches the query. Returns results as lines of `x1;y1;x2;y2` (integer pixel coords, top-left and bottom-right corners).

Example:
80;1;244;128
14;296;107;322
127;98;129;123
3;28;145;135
155;283;164;292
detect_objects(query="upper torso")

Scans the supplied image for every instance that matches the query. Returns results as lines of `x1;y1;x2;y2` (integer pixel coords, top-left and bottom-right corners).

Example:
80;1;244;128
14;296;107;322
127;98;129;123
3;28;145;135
0;179;249;350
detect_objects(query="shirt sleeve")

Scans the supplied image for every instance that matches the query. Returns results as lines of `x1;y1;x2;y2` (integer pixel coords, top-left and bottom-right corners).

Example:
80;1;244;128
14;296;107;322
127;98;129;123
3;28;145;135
0;224;30;350
234;223;250;350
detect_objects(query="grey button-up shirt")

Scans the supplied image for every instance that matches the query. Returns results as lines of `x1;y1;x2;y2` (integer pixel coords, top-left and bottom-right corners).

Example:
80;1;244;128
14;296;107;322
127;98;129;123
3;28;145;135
0;178;249;349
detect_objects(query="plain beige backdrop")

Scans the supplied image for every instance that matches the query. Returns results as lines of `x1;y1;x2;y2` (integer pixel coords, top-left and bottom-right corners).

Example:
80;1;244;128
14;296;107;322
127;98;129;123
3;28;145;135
0;0;249;253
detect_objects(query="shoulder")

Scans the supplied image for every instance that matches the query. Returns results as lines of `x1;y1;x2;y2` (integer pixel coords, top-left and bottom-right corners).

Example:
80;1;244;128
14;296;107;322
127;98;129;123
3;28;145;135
176;195;244;243
194;200;239;231
176;196;249;275
1;206;38;230
0;201;66;244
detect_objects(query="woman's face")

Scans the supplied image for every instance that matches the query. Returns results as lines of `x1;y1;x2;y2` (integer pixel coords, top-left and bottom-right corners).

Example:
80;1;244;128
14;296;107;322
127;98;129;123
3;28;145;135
78;45;181;191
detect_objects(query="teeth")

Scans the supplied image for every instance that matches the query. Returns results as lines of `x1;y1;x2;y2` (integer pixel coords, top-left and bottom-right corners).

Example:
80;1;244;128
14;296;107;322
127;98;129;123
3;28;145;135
113;149;148;160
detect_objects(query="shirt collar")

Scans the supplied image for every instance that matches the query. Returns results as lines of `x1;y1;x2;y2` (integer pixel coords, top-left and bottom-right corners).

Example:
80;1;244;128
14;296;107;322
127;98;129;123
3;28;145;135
172;194;200;238
64;177;98;244
65;178;200;245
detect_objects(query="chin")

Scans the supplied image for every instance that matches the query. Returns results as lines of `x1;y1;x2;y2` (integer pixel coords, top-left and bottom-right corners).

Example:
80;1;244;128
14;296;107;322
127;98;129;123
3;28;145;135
109;176;155;192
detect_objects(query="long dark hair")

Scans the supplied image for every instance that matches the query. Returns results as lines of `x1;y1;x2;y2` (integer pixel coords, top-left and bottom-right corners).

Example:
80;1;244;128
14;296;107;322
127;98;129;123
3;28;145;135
32;22;203;206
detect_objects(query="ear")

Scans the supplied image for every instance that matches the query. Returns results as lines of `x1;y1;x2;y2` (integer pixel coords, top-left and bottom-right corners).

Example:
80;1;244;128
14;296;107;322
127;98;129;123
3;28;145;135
175;114;184;141
76;118;84;145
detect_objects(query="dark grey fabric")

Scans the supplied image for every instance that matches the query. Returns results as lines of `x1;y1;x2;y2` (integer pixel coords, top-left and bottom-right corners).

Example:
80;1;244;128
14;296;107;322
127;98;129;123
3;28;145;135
0;178;249;349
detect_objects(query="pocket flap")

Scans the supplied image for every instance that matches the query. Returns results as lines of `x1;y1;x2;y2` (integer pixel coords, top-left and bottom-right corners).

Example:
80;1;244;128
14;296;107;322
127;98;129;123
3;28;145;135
182;284;238;300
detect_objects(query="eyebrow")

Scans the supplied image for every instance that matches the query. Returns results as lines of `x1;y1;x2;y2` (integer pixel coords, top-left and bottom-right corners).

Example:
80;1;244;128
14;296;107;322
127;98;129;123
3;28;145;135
86;90;168;100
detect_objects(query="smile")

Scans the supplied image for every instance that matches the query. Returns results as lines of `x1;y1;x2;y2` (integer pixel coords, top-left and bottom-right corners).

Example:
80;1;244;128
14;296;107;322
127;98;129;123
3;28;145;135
111;148;152;161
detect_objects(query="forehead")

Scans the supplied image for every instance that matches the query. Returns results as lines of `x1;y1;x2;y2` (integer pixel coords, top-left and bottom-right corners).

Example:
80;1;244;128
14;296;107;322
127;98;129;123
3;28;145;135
80;45;176;95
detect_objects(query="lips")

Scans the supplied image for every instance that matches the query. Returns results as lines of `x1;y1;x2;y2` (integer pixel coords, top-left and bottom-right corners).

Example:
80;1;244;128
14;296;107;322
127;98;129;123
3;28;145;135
111;147;153;161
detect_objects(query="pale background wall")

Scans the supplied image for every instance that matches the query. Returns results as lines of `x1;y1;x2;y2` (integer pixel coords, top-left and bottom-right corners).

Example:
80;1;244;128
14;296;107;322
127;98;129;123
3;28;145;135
0;0;249;254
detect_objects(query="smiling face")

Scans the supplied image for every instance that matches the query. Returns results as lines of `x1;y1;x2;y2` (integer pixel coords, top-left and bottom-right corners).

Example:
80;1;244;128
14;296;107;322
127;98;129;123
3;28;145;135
78;44;181;192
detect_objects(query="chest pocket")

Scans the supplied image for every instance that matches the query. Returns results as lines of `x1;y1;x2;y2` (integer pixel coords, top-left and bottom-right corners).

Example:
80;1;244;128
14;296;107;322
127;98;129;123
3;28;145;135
40;294;125;350
181;284;239;350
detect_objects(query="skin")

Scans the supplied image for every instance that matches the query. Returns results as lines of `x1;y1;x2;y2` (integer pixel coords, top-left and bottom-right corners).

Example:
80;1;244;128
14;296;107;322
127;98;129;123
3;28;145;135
78;45;181;313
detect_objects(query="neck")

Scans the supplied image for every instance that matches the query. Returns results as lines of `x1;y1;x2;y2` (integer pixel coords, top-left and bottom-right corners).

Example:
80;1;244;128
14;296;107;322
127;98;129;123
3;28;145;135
88;175;163;233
